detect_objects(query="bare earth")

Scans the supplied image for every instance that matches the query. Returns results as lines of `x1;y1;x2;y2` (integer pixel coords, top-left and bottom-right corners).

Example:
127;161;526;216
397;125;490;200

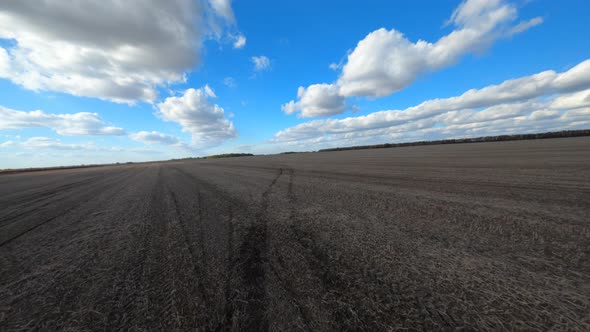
1;137;589;331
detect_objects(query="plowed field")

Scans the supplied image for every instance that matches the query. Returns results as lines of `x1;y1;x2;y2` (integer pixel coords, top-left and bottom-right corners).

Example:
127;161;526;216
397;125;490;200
1;137;589;330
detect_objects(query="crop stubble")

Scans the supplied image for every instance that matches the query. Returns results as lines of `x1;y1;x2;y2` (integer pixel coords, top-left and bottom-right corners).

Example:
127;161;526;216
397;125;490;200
1;137;589;330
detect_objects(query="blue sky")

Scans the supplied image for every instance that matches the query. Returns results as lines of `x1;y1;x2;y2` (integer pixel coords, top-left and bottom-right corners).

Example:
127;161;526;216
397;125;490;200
1;0;589;168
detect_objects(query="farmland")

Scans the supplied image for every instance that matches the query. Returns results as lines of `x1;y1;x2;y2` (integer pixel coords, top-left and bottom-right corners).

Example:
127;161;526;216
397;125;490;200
1;137;589;330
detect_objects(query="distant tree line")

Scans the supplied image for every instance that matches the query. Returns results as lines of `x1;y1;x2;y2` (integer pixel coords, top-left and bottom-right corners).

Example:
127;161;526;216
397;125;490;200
318;129;590;152
171;153;255;160
205;153;254;159
0;162;125;175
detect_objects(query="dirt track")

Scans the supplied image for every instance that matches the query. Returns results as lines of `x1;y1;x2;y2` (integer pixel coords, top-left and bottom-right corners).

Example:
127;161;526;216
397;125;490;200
1;137;589;331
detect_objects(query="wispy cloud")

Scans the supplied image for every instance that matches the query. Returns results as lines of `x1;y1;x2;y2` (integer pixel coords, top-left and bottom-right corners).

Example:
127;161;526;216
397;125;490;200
251;55;271;72
1;137;108;151
223;77;237;88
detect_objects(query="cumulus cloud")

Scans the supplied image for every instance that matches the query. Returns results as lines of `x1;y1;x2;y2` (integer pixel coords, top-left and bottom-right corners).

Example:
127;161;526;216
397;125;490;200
0;106;125;136
274;59;590;144
340;0;542;97
284;0;543;117
272;107;590;153
233;34;247;49
0;0;243;103
251;56;271;71
157;86;237;146
281;84;347;117
550;89;590;110
130;131;181;145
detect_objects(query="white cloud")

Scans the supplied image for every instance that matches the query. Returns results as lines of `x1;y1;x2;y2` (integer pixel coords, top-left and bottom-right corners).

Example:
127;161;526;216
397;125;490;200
0;106;125;136
274;59;590;144
284;0;543;117
208;0;235;23
1;137;104;151
130;131;181;145
0;0;241;104
251;56;271;71
0;137;176;169
281;84;347;117
157;86;238;146
564;108;590;119
550;89;590;110
233;34;247;49
0;48;9;77
508;17;544;36
434;101;539;126
270;108;590;153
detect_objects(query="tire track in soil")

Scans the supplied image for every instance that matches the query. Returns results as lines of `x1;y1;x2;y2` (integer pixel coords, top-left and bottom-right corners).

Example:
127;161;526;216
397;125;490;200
283;170;452;330
104;166;206;330
235;167;283;331
168;167;230;329
103;167;166;330
142;167;213;330
220;206;236;331
1;168;149;330
0;173;107;223
284;168;380;330
264;168;314;332
0;169;135;247
267;261;313;332
169;190;209;304
168;186;223;330
169;166;293;330
167;167;243;331
169;166;243;330
141;166;179;329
